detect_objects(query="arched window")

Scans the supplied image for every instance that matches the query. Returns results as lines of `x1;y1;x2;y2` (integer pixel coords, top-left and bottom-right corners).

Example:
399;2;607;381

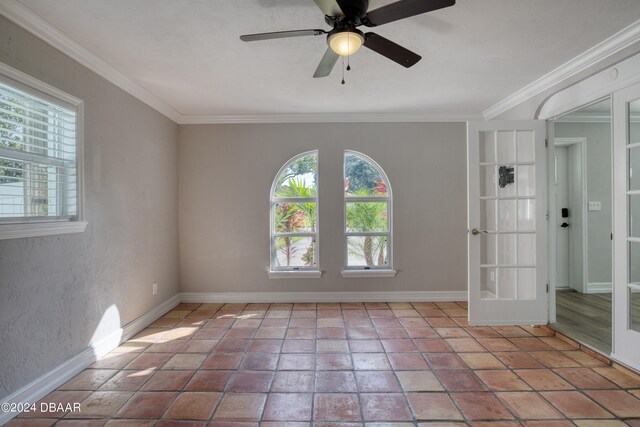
270;151;318;271
344;151;392;270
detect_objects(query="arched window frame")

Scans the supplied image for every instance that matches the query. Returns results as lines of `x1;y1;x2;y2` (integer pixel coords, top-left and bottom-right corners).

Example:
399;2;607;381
343;150;394;274
269;150;320;275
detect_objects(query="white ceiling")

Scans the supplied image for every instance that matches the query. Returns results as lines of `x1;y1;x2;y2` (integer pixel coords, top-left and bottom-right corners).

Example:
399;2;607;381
14;0;640;119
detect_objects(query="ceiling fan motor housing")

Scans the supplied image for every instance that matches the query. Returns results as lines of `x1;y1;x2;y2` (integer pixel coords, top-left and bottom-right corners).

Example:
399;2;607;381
324;0;370;26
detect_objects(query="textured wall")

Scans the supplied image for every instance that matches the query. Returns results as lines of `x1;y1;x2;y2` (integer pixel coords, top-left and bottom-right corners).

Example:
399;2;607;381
0;16;179;399
555;122;612;285
178;122;467;294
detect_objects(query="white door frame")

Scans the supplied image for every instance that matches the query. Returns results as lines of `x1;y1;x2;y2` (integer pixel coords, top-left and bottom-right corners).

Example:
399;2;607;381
612;83;640;368
542;96;613;327
549;137;589;296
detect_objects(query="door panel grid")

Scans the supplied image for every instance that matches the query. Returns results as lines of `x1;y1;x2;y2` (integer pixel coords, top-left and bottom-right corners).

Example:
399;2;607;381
613;84;640;368
479;130;537;301
468;120;547;326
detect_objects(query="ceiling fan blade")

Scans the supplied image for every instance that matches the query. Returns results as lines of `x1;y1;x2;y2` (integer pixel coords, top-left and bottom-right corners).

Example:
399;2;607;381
364;0;455;27
312;0;344;17
240;29;326;42
313;47;340;78
363;33;421;68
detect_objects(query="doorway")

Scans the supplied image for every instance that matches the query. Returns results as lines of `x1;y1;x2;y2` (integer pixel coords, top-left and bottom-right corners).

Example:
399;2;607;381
554;140;587;292
550;98;613;353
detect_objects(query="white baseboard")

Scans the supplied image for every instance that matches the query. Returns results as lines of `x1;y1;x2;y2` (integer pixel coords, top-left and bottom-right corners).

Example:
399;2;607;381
586;282;612;294
469;319;547;326
180;291;468;303
0;294;180;426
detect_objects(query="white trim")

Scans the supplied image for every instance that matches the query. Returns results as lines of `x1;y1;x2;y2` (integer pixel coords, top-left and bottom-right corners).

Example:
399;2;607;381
0;61;82;106
610;352;640;374
468;319;547;326
176;112;482;125
613;83;640;368
539;54;640;121
0;294;180;425
0;0;181;122
484;19;640;120
554;112;613;123
0;220;87;240
180;291;467;304
553;111;640;123
268;270;323;279
341;269;397;278
548;121;558;323
586;282;613;293
552;138;590;294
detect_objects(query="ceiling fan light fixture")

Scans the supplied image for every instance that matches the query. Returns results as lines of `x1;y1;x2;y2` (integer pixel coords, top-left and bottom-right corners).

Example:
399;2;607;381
328;30;364;56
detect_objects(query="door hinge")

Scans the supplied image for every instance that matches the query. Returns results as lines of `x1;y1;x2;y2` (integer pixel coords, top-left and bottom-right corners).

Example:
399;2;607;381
611;233;613;241
545;138;548;148
546;284;549;293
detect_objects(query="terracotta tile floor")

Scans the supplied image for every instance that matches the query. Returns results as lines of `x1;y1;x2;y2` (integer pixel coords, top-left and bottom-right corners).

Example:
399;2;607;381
10;301;640;426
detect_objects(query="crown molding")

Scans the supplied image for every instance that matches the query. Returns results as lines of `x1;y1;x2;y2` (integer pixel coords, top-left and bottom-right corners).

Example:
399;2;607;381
176;112;482;124
483;19;640;120
554;113;611;123
0;0;181;122
555;111;640;123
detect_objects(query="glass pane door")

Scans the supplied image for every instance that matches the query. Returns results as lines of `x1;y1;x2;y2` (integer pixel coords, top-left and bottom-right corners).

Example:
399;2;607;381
613;84;640;369
630;105;640;335
478;130;537;301
468;120;548;325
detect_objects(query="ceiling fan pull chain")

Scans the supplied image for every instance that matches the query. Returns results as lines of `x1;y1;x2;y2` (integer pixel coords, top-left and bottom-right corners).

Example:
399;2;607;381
347;33;351;71
341;55;345;85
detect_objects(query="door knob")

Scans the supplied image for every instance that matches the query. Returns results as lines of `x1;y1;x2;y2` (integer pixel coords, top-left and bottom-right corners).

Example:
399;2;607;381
471;228;488;235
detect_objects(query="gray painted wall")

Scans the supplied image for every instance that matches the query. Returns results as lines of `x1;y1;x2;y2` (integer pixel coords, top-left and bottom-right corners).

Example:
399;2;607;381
555;121;612;286
0;16;179;399
178;122;467;294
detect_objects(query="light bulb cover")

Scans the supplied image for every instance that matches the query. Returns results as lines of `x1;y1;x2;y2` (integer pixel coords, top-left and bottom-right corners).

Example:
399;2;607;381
328;30;364;56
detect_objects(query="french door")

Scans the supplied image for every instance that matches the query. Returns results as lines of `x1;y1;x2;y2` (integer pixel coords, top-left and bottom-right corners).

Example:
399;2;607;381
468;120;548;325
612;83;640;367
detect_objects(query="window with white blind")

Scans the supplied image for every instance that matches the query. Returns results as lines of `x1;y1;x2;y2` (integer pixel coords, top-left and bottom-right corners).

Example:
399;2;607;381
0;63;85;240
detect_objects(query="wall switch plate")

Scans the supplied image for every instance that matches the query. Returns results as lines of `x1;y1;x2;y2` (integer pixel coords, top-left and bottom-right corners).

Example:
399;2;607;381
152;282;158;295
588;201;602;211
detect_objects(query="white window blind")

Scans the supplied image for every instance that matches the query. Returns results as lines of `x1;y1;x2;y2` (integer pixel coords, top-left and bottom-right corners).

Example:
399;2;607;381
0;80;78;222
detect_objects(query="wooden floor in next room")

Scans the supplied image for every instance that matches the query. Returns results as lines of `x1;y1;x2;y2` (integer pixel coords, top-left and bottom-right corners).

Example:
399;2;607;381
553;291;613;354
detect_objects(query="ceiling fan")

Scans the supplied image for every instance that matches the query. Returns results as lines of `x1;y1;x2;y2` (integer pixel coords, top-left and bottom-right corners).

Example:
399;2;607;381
240;0;455;78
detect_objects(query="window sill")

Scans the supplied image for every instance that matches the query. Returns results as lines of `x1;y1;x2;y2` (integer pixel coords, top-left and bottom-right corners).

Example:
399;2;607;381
0;221;88;240
268;270;323;279
341;269;397;278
